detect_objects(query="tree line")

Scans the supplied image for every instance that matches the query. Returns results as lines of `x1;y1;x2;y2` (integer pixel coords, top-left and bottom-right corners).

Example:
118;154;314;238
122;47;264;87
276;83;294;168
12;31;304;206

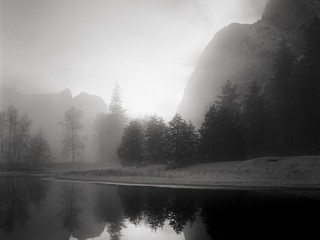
2;17;319;167
117;17;320;166
117;114;198;167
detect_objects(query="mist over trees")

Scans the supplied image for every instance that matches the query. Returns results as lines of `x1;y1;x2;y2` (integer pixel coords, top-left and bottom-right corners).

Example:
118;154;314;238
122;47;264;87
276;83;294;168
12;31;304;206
2;17;320;169
0;106;51;169
117;21;320;167
60;106;84;163
95;84;127;166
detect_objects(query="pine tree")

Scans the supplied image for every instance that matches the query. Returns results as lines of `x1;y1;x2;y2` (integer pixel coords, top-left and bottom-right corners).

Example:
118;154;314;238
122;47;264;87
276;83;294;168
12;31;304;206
242;81;270;158
199;82;246;162
199;105;217;159
145;115;168;164
117;120;145;166
109;83;125;115
297;16;320;154
167;114;198;166
95;83;127;165
186;121;199;162
268;40;302;155
216;80;240;112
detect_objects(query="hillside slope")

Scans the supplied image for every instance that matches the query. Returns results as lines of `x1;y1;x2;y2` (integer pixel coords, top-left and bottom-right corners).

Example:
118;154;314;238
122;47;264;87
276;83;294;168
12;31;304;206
178;0;320;127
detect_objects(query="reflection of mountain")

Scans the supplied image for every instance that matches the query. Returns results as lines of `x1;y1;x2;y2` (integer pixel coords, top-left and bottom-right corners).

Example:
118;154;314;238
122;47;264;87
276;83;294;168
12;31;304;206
178;0;320;127
1;87;107;162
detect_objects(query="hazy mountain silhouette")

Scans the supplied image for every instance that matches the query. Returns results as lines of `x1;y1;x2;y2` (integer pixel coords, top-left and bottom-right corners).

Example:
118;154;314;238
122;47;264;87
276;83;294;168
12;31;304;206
1;87;107;162
178;0;320;127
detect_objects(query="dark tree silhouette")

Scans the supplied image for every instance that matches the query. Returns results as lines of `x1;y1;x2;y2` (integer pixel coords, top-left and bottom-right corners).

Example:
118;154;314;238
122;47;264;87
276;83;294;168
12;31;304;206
199;81;246;162
296;16;320;154
242;81;270;158
167;114;198;166
267;40;303;155
145;115;168;164
117;119;145;166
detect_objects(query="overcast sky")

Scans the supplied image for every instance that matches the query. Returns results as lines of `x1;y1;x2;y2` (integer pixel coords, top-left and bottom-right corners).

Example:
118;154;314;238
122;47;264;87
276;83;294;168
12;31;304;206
0;0;267;120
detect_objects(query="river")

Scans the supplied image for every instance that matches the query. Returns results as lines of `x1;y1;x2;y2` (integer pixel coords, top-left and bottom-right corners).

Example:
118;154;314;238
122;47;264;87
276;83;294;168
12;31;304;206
0;176;320;240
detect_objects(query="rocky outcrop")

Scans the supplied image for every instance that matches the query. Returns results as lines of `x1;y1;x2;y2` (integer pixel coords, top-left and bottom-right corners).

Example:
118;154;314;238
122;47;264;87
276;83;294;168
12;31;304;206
178;0;320;127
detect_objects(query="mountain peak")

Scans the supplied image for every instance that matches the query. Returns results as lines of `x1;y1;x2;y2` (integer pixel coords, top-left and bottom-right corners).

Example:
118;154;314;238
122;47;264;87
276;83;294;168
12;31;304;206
59;88;72;98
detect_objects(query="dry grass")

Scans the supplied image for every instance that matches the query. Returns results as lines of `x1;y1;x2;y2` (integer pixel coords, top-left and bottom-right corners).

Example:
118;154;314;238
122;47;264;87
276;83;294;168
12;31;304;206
60;157;320;188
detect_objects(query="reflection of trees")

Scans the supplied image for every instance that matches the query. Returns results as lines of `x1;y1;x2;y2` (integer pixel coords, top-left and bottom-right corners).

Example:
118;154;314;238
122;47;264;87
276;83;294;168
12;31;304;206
117;187;144;225
144;189;168;231
93;187;125;240
167;192;198;234
107;221;125;240
118;187;199;234
0;177;48;235
58;183;82;233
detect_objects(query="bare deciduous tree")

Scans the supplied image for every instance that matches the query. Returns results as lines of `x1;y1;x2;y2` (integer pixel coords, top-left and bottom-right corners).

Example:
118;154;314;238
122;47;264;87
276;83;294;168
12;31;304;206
60;106;84;163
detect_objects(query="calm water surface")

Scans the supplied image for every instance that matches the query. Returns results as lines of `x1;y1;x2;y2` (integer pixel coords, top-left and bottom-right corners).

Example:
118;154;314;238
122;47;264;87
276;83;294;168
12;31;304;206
0;176;320;240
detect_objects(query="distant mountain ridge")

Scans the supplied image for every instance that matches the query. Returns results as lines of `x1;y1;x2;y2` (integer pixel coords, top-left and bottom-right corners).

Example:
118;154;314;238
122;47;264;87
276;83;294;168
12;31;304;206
1;87;107;162
178;0;320;127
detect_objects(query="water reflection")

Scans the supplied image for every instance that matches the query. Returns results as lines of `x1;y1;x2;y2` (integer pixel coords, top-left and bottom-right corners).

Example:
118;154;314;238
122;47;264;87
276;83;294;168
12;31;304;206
58;184;82;233
93;186;125;240
0;177;47;235
118;187;198;234
1;177;320;240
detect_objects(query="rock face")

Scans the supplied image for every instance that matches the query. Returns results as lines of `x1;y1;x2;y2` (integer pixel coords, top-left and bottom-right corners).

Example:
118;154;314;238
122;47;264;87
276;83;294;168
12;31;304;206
178;0;320;127
1;87;107;162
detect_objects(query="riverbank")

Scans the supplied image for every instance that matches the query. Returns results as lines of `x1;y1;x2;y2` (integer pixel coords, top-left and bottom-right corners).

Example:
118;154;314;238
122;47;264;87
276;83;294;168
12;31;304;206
55;156;320;189
2;156;320;189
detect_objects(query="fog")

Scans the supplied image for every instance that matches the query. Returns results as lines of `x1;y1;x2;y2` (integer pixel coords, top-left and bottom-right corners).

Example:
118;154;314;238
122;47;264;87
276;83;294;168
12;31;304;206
0;0;268;163
2;3;320;238
0;0;267;120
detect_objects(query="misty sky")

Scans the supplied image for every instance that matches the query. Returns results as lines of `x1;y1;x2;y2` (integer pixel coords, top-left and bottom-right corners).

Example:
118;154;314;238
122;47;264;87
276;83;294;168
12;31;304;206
0;0;267;120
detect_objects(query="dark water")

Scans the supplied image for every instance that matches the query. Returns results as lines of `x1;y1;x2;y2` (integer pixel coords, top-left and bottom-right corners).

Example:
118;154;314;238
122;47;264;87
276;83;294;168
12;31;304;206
1;177;320;240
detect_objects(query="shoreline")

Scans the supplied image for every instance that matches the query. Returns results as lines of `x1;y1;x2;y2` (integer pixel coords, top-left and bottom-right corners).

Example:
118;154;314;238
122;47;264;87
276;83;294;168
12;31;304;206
2;157;320;191
2;171;319;191
49;175;320;191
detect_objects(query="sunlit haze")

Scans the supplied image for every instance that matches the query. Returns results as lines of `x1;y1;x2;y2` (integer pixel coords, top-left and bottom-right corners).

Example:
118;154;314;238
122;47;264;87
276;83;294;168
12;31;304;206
0;0;267;120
